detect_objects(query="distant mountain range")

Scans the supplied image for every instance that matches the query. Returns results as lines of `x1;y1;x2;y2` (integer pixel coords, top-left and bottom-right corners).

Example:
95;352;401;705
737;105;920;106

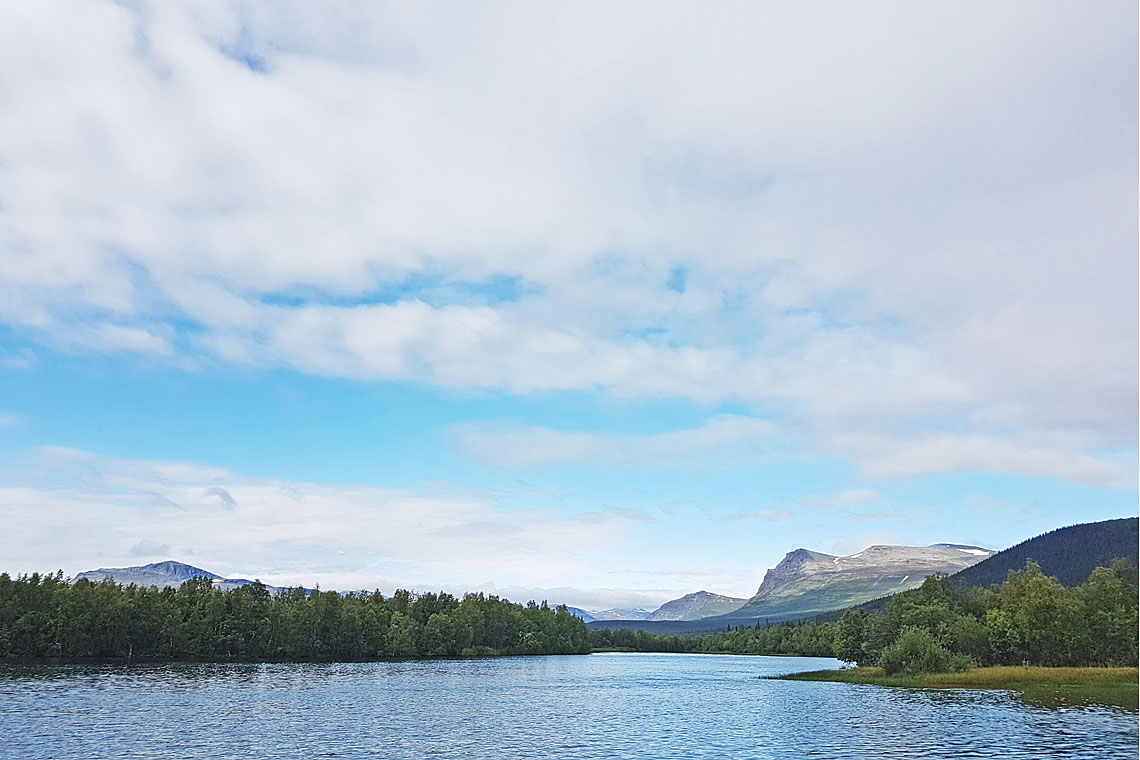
75;545;993;628
564;607;652;623
74;560;293;594
77;518;1135;633
564;544;993;628
716;543;994;622
587;544;995;632
589;607;652;621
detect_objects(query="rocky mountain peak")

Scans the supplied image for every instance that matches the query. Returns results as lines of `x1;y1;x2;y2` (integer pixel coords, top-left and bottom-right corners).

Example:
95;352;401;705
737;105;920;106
646;590;748;621
730;543;995;621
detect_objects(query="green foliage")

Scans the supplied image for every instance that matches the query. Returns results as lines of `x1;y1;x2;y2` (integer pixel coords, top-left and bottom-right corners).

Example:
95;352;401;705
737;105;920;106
4;556;1133;668
0;574;592;662
834;609;872;665
829;559;1139;671
951;517;1138;589
587;617;838;657
878;626;972;675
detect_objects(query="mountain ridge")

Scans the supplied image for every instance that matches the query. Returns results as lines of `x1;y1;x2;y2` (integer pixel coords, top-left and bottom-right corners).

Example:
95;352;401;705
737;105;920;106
74;560;291;594
646;591;747;621
704;543;994;623
949;517;1139;588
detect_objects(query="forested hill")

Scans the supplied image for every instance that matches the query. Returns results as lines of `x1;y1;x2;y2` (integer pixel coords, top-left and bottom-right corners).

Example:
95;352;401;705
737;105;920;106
950;517;1138;589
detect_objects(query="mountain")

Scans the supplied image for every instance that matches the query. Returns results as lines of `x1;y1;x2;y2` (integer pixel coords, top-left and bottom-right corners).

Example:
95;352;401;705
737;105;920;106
74;560;289;593
589;608;652;621
646;591;747;621
563;606;596;623
717;544;994;622
950;517;1139;589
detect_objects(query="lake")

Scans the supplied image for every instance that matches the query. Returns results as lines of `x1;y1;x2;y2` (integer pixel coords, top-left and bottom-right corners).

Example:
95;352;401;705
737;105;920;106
1;654;1136;759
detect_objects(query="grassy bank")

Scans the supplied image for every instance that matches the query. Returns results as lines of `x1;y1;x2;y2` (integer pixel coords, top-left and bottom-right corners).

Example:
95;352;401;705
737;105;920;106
778;666;1139;710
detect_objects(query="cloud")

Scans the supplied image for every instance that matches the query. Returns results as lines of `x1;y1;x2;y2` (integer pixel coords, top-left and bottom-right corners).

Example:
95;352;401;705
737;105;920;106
569;506;655;525
600;506;656;524
754;509;794;521
203;486;237;509
848;512;903;523
128;540;172;557
719;509;794;522
0;447;652;594
839;489;882;506
834;433;1136;489
453;415;784;469
0;446;804;606
0;2;1134;487
0;348;37;370
804;488;884;510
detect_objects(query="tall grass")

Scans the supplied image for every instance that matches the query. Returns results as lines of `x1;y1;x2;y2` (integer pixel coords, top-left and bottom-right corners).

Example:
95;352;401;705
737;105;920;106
778;666;1139;710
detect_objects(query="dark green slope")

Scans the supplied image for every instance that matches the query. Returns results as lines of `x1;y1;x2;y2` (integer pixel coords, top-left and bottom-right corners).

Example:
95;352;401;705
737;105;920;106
950;517;1138;588
815;517;1140;623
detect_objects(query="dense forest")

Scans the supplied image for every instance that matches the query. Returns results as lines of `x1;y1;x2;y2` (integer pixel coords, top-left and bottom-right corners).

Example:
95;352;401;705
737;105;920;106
0;574;591;661
831;558;1139;673
567;559;1140;673
949;517;1138;588
1;559;1135;673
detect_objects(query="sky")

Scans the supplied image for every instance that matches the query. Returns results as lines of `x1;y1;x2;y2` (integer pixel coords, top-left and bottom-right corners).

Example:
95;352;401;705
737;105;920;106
0;1;1136;611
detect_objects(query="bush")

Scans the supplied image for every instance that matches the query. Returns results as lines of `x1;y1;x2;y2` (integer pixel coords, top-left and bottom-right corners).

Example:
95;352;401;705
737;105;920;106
879;627;974;675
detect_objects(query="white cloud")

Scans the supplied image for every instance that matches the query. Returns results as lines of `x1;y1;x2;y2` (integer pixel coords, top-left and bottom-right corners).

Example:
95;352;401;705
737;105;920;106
0;2;1134;486
834;432;1136;489
838;489;882;506
804;488;884;510
718;509;794;523
0;446;819;607
754;510;794;522
0;447;649;599
453;414;784;469
848;512;903;523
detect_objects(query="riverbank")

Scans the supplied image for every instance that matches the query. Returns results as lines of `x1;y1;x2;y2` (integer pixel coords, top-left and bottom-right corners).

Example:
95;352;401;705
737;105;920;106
778;665;1139;710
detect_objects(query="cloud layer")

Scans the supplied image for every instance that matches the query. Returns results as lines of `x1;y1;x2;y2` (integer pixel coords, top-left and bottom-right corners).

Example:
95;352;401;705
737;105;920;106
1;447;666;608
1;2;1136;487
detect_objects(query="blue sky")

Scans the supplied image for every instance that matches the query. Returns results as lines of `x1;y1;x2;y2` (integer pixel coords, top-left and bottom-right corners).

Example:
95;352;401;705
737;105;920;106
0;2;1136;609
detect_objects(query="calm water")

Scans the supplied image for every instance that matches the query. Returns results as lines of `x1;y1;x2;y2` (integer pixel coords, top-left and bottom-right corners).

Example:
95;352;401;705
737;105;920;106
1;654;1136;759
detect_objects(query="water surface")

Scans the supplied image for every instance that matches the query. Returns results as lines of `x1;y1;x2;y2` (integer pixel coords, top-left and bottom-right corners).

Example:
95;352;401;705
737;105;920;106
1;654;1136;759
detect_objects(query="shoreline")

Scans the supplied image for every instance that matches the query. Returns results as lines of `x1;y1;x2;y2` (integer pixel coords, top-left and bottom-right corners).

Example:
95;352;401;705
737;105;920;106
775;665;1139;710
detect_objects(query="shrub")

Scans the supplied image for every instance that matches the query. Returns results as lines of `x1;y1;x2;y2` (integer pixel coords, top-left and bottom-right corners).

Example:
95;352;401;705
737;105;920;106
879;627;974;675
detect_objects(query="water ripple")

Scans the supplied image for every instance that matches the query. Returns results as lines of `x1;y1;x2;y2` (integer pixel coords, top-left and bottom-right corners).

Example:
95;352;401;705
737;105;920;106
0;654;1135;760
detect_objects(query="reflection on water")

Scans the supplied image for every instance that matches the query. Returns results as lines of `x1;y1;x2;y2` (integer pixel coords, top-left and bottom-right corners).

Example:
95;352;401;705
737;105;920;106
1;654;1136;760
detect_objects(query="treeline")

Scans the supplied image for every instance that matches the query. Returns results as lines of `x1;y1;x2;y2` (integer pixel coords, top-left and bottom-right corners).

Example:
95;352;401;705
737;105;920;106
587;617;836;657
832;559;1139;674
3;560;1135;671
0;574;590;661
590;559;1140;674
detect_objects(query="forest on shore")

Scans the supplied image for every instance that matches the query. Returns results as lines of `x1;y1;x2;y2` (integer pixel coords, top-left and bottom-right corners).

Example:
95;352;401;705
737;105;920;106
0;575;591;660
1;559;1136;672
603;559;1139;674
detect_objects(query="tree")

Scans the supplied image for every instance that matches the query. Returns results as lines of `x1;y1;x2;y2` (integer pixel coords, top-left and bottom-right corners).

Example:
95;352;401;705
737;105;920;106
386;612;421;657
878;627;970;675
834;609;871;665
